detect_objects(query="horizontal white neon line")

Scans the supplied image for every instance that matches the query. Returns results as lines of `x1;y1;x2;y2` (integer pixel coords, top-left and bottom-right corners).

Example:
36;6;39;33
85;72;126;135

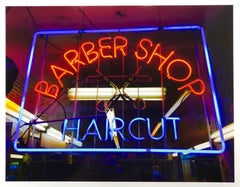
172;122;234;156
68;87;166;100
47;127;72;143
6;98;48;131
210;122;234;139
213;131;234;143
10;154;24;159
6;98;73;144
194;141;211;150
172;153;178;157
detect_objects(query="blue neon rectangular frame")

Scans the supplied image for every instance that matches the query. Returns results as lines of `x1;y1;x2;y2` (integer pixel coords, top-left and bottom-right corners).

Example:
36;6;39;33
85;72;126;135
13;25;225;154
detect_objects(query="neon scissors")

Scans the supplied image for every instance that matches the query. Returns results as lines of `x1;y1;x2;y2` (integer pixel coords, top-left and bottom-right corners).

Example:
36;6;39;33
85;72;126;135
96;66;143;112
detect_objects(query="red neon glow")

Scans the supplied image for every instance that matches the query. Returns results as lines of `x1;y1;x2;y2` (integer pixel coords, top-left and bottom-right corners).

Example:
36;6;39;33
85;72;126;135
166;59;192;82
51;65;74;87
177;79;206;95
113;36;128;58
146;43;162;64
64;49;86;72
134;38;205;95
157;51;175;71
98;37;113;59
34;80;59;99
81;42;99;64
134;38;153;60
134;38;175;68
34;35;206;98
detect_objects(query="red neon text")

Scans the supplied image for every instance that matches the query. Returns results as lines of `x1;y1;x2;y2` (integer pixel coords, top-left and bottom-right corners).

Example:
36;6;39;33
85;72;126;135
34;80;59;99
51;65;74;88
34;35;206;98
98;37;113;58
81;42;99;64
64;49;86;72
177;79;206;95
135;38;205;95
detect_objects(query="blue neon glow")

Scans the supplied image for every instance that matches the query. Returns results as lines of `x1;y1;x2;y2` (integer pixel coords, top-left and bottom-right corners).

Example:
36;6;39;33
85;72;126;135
32;27;160;36
84;29;120;33
164;117;180;140
119;27;159;32
14;25;225;154
62;119;81;141
200;27;225;152
128;117;145;140
81;118;102;141
163;25;201;30
112;117;126;141
147;118;165;140
12;147;225;154
14;31;39;149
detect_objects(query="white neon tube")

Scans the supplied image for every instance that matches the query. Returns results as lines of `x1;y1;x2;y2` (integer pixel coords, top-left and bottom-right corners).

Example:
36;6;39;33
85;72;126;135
68;87;166;100
172;122;234;157
194;141;211;150
106;108;117;137
106;108;120;148
6;98;74;145
6;98;48;132
152;90;191;136
10;154;24;159
213;131;234;143
210;122;234;139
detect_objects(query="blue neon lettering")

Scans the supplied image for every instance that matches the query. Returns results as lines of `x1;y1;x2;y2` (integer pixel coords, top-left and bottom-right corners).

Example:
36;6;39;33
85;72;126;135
105;117;126;141
62;119;81;141
111;117;126;141
62;116;180;142
128;117;145;140
104;118;109;141
62;119;68;141
163;117;180;140
147;118;165;140
81;118;102;141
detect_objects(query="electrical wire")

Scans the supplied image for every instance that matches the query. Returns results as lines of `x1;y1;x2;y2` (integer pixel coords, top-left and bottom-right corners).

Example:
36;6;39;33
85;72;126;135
10;123;30;140
10;96;68;141
78;7;98;29
41;35;65;52
25;7;38;30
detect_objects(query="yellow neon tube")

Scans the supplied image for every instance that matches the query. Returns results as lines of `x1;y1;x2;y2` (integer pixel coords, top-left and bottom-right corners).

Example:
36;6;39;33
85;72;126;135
67;87;166;100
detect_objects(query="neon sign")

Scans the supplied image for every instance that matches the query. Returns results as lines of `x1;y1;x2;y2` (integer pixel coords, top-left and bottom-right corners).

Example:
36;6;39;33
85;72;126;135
14;26;225;154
